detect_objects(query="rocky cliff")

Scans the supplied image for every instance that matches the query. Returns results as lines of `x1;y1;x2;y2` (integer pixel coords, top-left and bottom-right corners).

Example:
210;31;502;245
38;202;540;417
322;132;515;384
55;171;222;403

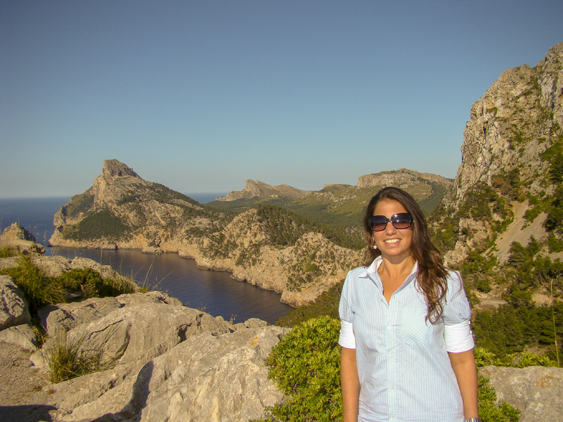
433;42;563;267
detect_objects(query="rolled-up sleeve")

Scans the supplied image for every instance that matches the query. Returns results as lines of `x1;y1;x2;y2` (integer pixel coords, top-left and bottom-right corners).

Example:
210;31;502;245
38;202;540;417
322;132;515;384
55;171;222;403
443;271;474;352
338;271;356;348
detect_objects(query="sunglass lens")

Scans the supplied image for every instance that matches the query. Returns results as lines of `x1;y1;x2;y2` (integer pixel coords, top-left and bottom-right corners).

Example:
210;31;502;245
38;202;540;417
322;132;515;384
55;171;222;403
369;216;387;231
392;214;413;229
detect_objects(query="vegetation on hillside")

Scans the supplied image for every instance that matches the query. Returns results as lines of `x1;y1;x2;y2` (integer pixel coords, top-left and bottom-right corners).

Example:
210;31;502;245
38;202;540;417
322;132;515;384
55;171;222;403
207;180;448;230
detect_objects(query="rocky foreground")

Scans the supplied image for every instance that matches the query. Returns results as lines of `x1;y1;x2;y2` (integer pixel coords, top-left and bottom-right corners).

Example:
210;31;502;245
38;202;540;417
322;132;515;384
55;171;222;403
0;270;289;422
0;256;562;422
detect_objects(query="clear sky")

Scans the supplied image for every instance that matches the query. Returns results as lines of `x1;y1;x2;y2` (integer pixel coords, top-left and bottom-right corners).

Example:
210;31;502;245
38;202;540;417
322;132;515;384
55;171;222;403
1;0;562;198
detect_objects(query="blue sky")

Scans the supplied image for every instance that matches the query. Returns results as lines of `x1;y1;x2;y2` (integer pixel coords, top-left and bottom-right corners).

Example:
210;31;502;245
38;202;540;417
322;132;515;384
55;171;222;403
1;0;562;198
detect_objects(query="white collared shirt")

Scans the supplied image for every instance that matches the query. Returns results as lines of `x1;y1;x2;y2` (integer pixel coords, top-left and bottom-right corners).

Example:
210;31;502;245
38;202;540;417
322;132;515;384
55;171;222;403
338;257;474;422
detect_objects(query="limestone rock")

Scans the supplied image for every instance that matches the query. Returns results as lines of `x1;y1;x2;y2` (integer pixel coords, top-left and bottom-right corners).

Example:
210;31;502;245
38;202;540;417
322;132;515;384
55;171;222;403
138;326;289;422
481;366;563;422
0;275;31;330
44;326;288;422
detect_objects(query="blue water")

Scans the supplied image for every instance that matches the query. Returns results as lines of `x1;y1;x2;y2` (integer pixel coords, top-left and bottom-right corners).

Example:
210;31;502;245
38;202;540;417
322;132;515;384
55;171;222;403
0;195;293;324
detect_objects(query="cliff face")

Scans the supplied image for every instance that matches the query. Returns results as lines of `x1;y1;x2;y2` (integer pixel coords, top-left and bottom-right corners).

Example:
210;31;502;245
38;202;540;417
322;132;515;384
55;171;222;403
435;41;563;267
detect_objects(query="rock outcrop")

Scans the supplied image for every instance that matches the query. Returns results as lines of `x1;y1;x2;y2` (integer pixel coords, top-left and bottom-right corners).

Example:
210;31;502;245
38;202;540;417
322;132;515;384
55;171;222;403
0;222;46;254
357;168;452;193
481;365;563;422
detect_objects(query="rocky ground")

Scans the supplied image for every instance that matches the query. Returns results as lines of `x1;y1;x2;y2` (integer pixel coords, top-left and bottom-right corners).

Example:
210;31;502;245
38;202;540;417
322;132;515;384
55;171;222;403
0;343;55;422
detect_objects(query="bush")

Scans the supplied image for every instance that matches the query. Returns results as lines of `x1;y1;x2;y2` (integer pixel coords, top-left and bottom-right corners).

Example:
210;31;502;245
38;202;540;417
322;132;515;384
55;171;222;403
0;246;19;258
54;268;135;298
263;316;342;421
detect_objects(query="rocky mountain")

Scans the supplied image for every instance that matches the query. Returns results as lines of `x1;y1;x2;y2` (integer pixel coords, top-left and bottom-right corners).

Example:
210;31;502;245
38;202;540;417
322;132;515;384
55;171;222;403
49;160;365;307
50;159;230;251
216;179;312;201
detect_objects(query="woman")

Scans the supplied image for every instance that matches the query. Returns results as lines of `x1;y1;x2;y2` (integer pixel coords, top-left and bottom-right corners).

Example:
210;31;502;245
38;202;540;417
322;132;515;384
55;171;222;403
339;187;479;422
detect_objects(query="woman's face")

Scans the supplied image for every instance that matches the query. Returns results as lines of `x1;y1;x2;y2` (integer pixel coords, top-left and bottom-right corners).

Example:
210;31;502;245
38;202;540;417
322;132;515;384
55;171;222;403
372;198;414;262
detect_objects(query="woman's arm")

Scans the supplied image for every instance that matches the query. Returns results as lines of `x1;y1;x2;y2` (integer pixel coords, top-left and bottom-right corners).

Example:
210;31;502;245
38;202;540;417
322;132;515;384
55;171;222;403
448;349;479;419
341;347;360;422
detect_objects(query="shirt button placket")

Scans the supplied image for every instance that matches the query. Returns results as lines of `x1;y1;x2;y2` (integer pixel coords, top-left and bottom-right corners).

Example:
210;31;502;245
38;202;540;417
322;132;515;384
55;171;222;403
387;299;397;420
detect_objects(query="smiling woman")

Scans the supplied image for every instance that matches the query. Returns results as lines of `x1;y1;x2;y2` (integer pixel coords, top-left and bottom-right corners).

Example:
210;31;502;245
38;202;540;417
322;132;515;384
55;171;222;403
338;187;479;422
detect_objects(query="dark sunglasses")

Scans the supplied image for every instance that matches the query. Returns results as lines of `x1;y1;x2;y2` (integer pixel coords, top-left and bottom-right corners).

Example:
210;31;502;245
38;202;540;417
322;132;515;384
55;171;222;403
368;213;413;232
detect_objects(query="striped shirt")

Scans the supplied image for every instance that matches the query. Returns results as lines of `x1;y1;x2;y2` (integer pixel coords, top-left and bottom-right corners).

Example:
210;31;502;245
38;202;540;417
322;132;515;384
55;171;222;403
338;257;473;422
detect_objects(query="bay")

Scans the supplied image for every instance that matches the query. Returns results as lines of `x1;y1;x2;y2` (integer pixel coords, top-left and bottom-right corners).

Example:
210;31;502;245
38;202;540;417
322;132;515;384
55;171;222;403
0;196;293;324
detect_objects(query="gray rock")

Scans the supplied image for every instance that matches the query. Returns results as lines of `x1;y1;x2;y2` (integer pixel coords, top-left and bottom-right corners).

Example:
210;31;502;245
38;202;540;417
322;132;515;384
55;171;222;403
0;323;39;352
139;326;289;422
481;365;563;422
46;326;289;422
0;275;31;330
115;290;183;307
244;317;268;328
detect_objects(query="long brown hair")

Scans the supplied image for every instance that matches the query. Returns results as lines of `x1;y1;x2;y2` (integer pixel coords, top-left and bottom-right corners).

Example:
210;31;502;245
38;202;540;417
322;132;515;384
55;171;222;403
363;187;448;323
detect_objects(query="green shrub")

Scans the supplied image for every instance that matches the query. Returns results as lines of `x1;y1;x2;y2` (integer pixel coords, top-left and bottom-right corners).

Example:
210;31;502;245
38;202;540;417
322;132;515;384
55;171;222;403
63;209;131;241
0;256;136;314
263;316;342;421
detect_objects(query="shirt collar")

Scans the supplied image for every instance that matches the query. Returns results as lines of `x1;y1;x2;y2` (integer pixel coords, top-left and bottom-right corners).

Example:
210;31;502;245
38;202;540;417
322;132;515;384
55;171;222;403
359;256;419;286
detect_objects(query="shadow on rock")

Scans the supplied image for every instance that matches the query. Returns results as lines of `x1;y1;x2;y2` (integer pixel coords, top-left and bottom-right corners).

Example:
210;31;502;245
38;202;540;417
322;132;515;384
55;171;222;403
0;404;57;422
91;361;154;422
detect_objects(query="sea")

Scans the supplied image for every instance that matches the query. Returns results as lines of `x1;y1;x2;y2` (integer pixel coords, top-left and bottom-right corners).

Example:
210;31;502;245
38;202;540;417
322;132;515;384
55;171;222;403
0;195;293;324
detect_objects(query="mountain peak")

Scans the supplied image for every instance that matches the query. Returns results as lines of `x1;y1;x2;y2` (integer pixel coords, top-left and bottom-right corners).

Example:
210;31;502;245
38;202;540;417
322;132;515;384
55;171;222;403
102;159;140;181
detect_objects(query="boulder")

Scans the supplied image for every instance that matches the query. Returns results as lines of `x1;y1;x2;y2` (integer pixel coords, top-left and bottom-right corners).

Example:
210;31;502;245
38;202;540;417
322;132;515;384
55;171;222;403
0;275;31;330
481;365;563;422
0;323;39;352
37;291;185;337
